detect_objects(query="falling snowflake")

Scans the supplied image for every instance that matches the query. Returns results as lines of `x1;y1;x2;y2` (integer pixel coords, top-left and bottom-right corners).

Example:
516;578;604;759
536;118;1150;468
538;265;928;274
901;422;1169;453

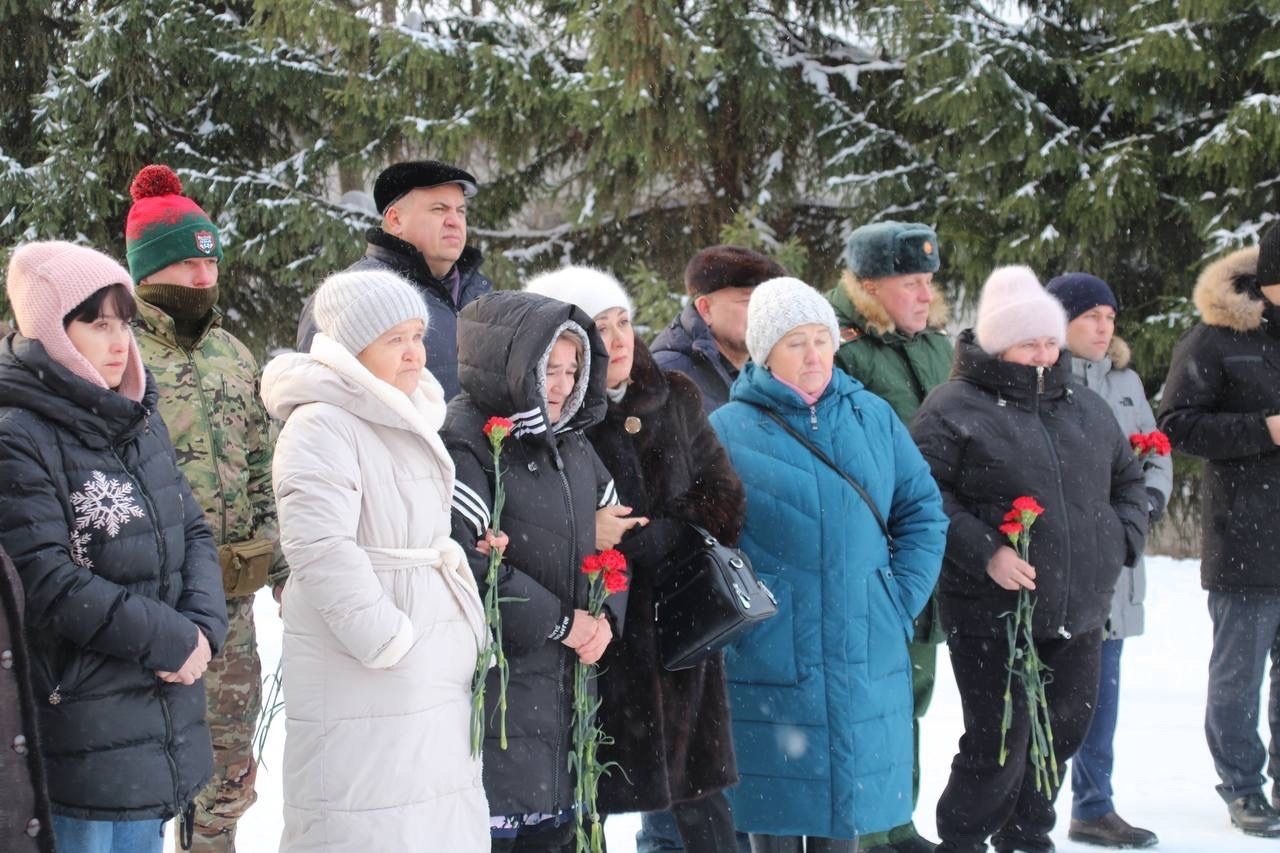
70;471;145;538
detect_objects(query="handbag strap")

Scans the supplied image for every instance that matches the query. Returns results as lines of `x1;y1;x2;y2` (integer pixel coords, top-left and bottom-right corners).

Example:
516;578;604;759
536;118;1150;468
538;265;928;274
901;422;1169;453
747;403;895;552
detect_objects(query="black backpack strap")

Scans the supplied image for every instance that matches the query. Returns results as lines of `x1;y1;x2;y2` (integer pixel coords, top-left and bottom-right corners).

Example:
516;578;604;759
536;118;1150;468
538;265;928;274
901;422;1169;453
747;403;895;553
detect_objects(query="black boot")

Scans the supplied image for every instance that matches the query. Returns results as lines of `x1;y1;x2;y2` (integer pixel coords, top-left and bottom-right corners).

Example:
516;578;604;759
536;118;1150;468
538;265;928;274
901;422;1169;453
1228;793;1280;837
1068;812;1158;848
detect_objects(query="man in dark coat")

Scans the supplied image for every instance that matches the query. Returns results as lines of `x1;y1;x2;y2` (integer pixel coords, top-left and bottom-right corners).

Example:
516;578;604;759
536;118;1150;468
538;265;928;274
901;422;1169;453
0;545;55;853
650;246;784;414
297;160;492;398
1158;222;1280;838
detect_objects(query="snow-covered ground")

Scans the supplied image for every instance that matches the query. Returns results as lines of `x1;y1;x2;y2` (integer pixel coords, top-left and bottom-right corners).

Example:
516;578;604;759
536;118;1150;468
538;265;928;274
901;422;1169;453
206;557;1276;851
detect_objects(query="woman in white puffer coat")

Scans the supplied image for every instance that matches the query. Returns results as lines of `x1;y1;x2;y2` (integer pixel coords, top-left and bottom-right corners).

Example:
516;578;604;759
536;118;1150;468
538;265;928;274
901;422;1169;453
262;269;490;852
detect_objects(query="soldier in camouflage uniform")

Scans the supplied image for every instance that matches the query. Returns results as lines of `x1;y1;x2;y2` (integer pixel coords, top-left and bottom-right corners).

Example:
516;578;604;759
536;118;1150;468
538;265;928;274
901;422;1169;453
125;164;284;852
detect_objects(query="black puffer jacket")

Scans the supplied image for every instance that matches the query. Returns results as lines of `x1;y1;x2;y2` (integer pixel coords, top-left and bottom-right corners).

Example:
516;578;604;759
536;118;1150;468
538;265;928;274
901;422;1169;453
0;334;228;822
587;339;743;813
1158;246;1280;591
297;230;492;398
442;291;622;818
909;330;1148;641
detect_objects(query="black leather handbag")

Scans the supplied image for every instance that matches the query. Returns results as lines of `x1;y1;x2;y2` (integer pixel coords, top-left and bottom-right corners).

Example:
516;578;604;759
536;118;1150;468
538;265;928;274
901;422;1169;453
654;524;778;671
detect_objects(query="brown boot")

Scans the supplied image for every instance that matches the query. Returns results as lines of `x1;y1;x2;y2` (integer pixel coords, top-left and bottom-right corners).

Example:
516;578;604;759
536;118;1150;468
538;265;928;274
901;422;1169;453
1068;812;1158;848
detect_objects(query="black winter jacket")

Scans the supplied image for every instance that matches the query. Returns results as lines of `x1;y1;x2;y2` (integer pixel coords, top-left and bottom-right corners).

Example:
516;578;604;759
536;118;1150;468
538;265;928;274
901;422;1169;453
441;292;622;818
296;229;493;398
649;304;739;414
0;334;228;822
910;331;1148;641
586;339;743;813
1158;246;1280;591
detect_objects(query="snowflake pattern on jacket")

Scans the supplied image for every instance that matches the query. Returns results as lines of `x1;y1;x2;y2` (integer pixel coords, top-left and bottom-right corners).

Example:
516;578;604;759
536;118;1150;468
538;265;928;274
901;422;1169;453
67;471;146;567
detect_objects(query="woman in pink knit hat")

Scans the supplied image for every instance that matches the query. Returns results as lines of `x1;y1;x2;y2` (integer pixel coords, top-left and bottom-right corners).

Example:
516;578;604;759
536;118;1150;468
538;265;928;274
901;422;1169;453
0;241;228;853
909;266;1149;853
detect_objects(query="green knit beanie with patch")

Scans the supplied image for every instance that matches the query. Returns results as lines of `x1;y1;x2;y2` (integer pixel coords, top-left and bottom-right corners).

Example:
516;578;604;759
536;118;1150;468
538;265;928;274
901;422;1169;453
125;164;223;284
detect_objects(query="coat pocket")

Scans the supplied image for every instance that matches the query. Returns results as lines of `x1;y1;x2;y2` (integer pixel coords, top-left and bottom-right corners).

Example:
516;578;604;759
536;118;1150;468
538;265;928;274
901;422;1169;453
869;566;912;681
1093;505;1124;594
724;573;798;687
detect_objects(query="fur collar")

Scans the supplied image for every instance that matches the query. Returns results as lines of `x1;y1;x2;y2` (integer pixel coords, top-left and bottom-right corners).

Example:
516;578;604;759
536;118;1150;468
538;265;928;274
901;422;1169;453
1194;246;1263;332
841;270;950;336
1107;336;1131;371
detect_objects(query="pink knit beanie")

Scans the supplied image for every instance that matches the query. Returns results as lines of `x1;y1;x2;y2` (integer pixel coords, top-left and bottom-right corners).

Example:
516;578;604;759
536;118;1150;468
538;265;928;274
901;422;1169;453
974;265;1068;356
6;241;146;401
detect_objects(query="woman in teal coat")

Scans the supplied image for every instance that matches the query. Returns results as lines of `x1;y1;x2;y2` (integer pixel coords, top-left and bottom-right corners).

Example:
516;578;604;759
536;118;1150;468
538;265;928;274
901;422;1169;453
710;277;947;852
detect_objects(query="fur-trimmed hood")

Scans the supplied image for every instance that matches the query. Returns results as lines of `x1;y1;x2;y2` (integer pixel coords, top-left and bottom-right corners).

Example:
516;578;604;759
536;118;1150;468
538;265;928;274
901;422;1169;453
840;270;950;336
1194;246;1264;332
1107;335;1131;371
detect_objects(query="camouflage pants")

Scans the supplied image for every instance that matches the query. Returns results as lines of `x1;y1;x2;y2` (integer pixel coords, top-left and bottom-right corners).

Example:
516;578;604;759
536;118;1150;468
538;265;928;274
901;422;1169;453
187;595;262;852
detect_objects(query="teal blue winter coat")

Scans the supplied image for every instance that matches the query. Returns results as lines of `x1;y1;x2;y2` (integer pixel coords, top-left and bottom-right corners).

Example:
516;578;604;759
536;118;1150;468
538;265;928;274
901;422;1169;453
710;363;947;840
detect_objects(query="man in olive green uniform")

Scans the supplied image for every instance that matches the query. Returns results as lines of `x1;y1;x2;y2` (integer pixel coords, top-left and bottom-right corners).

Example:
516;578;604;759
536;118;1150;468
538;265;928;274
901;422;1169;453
125;164;283;852
827;222;951;853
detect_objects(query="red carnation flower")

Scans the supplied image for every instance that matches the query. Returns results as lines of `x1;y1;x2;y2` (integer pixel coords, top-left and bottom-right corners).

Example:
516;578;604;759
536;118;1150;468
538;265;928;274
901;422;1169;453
1011;496;1045;516
580;553;601;576
999;521;1024;538
1148;430;1172;456
603;566;630;594
1129;432;1149;454
483;416;515;445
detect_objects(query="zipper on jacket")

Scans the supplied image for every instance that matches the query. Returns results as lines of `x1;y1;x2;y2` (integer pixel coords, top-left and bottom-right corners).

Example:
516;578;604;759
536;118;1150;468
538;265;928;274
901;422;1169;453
553;450;577;814
809;404;818;431
1032;367;1073;637
157;680;186;829
111;450;170;599
187;352;229;542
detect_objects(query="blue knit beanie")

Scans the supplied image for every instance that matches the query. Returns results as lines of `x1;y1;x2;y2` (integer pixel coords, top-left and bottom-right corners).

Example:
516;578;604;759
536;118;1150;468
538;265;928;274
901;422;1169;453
1046;273;1118;320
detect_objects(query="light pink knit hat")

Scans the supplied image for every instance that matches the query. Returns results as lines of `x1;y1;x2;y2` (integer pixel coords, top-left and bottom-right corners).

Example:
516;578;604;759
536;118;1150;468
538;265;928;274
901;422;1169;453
6;241;146;401
974;265;1068;356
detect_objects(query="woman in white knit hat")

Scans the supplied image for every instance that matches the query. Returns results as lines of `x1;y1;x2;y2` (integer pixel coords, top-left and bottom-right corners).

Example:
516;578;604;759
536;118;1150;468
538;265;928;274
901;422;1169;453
525;266;746;852
261;269;490;851
707;276;948;852
0;241;228;853
909;267;1149;853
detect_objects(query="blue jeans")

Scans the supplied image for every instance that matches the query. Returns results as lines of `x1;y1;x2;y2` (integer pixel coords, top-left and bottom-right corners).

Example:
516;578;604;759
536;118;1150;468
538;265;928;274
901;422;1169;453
1071;638;1124;820
1204;590;1280;802
51;815;165;853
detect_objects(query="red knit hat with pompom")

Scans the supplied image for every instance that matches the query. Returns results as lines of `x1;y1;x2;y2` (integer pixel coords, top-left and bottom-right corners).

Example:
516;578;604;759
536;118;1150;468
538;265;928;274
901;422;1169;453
124;164;222;284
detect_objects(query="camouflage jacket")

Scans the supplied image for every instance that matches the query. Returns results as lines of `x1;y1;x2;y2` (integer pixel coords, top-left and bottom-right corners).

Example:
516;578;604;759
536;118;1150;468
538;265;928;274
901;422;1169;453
134;299;284;591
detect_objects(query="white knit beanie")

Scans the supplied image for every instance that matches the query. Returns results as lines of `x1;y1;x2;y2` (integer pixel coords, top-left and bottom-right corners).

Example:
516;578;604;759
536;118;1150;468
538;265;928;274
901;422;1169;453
312;270;431;355
524;265;633;321
746;276;840;366
974;265;1068;356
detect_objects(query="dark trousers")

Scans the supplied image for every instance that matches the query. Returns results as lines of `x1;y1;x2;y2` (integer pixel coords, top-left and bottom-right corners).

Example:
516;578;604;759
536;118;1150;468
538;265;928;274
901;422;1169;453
491;819;575;853
748;834;858;853
1205;590;1280;802
935;630;1102;853
637;801;752;853
1071;638;1124;820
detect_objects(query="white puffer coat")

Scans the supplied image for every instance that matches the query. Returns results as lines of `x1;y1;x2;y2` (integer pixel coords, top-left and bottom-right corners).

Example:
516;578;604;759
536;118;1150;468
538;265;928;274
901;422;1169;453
262;334;489;852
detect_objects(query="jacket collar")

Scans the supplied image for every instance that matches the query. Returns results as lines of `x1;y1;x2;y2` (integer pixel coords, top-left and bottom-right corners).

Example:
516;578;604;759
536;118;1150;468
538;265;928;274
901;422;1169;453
952;329;1071;406
0;334;156;448
364;228;484;298
832;271;950;340
730;359;861;415
1067;335;1131;385
134;299;222;349
673;304;738;381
